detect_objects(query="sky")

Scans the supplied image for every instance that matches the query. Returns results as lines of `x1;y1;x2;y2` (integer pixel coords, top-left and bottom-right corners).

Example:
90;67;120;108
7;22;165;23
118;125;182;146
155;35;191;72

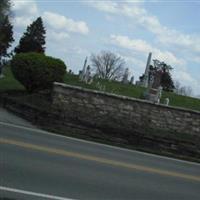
11;0;200;96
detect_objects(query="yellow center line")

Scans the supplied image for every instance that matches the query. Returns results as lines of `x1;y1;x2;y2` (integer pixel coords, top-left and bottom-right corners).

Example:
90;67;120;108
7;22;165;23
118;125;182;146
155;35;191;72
1;138;200;182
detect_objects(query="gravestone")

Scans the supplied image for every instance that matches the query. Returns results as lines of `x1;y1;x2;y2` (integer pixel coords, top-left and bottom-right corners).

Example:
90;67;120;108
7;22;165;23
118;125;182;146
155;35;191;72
136;52;152;87
84;65;92;83
80;57;88;81
130;76;134;84
142;52;152;87
164;98;170;106
122;68;129;84
96;81;106;91
147;72;163;103
145;60;163;104
0;62;5;79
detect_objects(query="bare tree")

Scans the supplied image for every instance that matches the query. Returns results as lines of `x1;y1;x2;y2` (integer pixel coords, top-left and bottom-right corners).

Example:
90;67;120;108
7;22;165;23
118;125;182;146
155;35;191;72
90;51;125;80
174;81;193;96
174;81;181;94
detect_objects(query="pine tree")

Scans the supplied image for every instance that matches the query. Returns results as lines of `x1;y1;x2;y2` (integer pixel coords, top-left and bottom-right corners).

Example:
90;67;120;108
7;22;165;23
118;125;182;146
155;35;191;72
161;71;175;92
160;62;174;92
0;0;14;70
0;0;11;21
0;16;14;58
15;17;46;54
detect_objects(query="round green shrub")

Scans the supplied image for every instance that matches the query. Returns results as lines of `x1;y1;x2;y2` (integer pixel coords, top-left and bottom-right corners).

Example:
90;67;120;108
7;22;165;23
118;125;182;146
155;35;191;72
11;53;66;92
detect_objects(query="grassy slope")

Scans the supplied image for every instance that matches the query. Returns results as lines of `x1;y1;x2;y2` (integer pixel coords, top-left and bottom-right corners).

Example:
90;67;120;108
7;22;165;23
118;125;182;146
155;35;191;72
64;73;200;111
63;73;145;98
0;67;200;111
0;66;25;92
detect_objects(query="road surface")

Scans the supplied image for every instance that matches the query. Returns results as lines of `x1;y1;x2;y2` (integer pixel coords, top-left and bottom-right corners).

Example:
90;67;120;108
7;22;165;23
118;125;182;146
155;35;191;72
0;121;200;200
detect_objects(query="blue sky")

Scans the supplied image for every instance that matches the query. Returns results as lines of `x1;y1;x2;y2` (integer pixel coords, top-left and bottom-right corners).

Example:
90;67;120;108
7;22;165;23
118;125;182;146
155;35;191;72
11;0;200;96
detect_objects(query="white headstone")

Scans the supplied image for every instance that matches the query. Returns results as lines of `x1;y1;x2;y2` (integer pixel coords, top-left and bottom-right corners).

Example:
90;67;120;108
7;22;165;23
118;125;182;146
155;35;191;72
164;98;170;106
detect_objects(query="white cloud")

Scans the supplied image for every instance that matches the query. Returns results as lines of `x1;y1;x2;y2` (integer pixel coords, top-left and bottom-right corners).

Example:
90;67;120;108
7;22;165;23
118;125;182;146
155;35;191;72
47;30;69;42
85;1;118;13
193;57;200;64
123;56;146;70
87;1;200;55
111;35;151;52
110;35;185;66
11;1;89;36
173;71;194;83
12;0;39;16
11;0;39;27
43;11;89;35
13;16;33;28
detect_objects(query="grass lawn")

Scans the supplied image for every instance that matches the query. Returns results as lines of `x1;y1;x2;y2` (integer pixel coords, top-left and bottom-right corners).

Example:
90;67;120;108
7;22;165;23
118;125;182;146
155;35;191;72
64;73;200;111
1;66;200;111
0;66;25;92
63;73;145;98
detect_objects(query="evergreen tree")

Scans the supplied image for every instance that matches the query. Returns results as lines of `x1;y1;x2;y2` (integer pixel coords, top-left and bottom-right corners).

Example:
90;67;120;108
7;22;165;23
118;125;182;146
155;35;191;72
161;71;175;92
0;0;11;21
150;60;175;92
0;0;14;71
15;17;46;54
0;16;14;58
160;62;174;91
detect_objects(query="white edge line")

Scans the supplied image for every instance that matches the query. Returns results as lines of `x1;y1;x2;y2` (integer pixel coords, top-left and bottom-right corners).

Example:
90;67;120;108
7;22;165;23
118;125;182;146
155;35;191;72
0;186;74;200
0;121;200;166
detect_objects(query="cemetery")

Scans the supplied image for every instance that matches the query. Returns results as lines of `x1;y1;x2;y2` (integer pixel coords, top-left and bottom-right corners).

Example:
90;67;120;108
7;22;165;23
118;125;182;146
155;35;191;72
1;75;200;161
1;52;200;162
1;60;200;111
0;10;200;162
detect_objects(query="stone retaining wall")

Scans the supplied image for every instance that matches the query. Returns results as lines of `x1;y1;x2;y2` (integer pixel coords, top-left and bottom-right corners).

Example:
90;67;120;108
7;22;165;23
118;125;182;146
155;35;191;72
53;82;200;138
1;83;200;161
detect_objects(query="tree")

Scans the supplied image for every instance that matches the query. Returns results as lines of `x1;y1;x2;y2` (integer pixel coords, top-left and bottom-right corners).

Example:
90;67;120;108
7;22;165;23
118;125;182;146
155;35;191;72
15;17;46;54
151;60;175;91
160;70;174;91
174;81;193;96
0;0;14;70
0;16;14;61
11;53;66;93
91;51;125;80
0;0;11;21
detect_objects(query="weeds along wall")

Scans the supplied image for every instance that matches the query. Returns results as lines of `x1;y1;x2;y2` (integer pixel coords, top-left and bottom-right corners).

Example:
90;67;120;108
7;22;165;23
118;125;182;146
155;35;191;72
52;82;200;139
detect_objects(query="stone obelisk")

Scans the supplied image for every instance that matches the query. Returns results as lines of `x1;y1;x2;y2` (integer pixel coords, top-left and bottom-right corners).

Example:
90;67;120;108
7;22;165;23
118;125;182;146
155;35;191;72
143;52;152;88
80;57;88;81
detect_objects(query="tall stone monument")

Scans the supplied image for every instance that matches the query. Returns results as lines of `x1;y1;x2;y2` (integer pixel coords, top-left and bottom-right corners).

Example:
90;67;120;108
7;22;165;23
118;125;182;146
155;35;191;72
130;76;134;85
80;57;88;81
84;65;91;83
142;52;152;88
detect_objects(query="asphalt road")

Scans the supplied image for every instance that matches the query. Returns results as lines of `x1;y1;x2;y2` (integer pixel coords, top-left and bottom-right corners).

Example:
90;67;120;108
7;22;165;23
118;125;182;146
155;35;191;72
0;121;200;200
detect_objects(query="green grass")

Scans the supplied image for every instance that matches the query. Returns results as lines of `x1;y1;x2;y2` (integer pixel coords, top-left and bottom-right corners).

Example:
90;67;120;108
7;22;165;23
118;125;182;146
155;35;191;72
63;73;145;98
64;73;200;111
0;66;25;92
1;66;200;111
161;91;200;111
